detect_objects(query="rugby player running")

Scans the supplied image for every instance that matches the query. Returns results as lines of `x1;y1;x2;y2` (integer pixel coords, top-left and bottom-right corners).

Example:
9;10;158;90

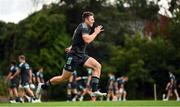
37;11;106;98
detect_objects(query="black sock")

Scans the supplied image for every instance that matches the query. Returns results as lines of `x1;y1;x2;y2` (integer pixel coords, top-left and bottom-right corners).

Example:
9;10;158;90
9;97;13;100
91;76;100;92
73;93;78;98
77;93;81;98
15;97;20;102
31;96;36;101
42;80;51;89
33;97;36;100
67;94;71;101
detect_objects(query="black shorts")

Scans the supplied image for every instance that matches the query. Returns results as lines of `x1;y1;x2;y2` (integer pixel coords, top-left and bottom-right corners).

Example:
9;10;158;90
171;85;177;90
20;80;30;88
64;53;89;72
10;81;19;89
78;82;86;91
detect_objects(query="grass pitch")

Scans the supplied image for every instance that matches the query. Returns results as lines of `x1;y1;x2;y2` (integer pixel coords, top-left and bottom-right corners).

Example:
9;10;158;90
0;100;180;107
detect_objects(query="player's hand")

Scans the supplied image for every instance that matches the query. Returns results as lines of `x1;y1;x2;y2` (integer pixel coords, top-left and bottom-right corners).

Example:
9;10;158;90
94;25;104;34
65;46;72;53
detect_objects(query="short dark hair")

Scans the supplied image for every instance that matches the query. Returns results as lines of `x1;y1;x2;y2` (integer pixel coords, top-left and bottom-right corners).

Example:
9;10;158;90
19;55;25;60
82;11;94;21
11;60;16;65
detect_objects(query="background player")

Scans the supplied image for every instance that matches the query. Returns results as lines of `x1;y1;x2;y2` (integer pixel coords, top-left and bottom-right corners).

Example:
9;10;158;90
67;70;78;101
163;72;180;101
6;60;20;103
116;76;128;101
106;72;116;101
35;67;44;101
76;68;93;101
10;55;39;103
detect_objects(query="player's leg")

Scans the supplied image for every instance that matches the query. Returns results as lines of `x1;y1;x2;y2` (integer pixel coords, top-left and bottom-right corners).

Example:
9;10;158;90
79;90;85;101
40;69;72;90
110;90;114;101
107;89;111;101
50;70;72;85
72;89;78;101
113;92;117;101
18;86;25;102
24;94;31;102
84;57;101;78
36;69;72;97
35;87;40;99
12;87;20;102
113;82;118;101
70;82;78;101
112;86;118;101
23;83;39;103
87;88;92;96
83;57;102;93
38;53;75;90
9;88;14;103
24;88;35;98
19;85;31;103
35;83;43;100
174;89;180;101
115;87;119;101
118;88;123;101
67;86;72;101
123;90;127;101
79;87;86;101
165;90;171;101
112;92;117;101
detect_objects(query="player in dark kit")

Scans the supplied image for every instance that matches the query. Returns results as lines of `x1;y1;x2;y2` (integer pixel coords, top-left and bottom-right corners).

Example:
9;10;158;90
10;55;39;103
67;70;78;101
6;60;20;103
116;76;128;101
37;11;106;98
35;67;44;101
163;72;180;101
106;72;116;101
76;68;93;101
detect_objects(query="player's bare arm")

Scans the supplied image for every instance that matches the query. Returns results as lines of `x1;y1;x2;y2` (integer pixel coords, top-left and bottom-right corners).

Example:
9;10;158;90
10;68;20;79
82;25;104;44
6;72;12;81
